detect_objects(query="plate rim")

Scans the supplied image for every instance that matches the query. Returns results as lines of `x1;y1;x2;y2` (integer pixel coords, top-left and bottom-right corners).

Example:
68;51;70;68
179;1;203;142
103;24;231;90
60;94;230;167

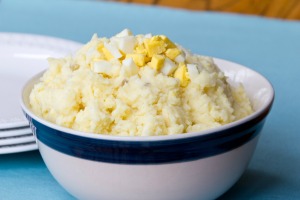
0;142;38;154
0;127;32;138
0;134;35;146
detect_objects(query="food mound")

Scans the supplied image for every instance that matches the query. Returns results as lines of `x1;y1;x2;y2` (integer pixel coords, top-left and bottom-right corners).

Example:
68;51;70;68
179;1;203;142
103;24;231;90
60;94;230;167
30;29;253;136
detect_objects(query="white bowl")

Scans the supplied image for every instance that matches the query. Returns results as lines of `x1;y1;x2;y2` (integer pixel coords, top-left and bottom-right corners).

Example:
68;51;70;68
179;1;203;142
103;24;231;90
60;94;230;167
21;58;274;200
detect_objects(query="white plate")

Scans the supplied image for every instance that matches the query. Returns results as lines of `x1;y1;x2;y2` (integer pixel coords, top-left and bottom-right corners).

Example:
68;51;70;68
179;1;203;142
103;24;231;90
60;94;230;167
0;142;38;154
0;134;35;146
0;33;82;129
0;127;31;138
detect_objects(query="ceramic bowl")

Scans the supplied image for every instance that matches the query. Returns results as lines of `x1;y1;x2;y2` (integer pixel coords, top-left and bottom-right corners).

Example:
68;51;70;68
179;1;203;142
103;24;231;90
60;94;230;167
21;58;274;200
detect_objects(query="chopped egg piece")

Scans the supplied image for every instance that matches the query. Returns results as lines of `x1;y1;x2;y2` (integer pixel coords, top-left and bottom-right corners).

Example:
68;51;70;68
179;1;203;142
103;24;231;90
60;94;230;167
144;36;167;57
104;42;123;59
126;53;146;67
165;48;181;60
111;36;136;54
148;54;165;71
121;57;138;77
175;53;185;63
159;35;176;48
174;63;190;87
134;44;147;55
101;47;114;60
161;57;177;76
115;29;133;37
144;33;152;38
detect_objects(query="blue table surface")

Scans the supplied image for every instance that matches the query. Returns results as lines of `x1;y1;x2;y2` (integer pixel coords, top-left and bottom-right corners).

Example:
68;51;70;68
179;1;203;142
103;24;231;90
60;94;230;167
1;0;300;199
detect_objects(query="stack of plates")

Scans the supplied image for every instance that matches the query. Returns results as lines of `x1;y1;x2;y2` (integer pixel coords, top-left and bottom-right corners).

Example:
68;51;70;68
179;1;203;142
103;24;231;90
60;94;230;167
0;125;37;155
0;32;81;154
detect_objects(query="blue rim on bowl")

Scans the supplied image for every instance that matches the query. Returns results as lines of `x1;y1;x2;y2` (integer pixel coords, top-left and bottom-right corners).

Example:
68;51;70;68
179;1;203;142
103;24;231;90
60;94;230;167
20;58;274;164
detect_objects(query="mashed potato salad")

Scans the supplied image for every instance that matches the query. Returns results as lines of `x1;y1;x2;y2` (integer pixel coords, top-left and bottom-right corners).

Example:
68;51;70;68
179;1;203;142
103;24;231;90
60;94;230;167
30;29;253;136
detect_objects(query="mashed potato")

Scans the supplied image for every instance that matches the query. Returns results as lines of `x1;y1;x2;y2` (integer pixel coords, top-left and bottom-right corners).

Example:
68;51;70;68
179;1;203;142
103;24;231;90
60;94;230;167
29;29;253;136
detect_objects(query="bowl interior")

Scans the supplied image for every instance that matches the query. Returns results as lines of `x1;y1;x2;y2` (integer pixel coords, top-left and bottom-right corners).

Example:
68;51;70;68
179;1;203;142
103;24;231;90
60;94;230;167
214;59;273;111
21;58;274;141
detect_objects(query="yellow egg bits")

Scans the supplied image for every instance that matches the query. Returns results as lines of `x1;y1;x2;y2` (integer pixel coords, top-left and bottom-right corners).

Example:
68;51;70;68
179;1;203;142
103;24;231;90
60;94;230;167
94;32;190;87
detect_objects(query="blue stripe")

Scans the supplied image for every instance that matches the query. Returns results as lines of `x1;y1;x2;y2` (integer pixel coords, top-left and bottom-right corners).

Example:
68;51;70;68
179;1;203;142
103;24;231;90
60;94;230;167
26;112;267;164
